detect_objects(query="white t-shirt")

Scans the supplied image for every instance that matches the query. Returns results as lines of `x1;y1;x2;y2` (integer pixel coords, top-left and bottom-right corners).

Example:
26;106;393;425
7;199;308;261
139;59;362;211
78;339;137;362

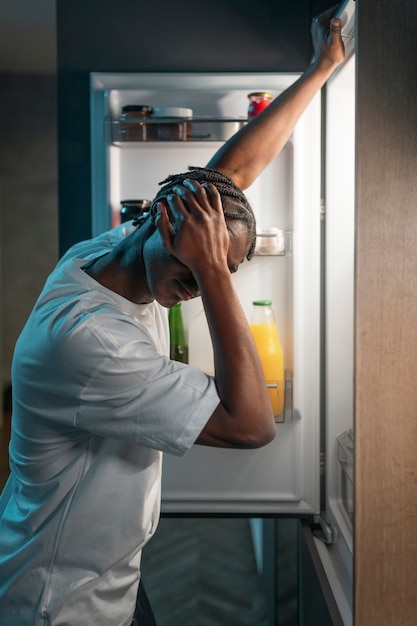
0;223;220;626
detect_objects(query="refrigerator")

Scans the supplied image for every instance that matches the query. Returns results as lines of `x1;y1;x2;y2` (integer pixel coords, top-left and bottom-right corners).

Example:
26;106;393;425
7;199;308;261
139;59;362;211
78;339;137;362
88;35;356;626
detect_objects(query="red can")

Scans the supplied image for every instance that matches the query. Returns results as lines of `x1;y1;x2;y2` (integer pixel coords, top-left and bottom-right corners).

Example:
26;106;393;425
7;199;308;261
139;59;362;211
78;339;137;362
247;91;273;119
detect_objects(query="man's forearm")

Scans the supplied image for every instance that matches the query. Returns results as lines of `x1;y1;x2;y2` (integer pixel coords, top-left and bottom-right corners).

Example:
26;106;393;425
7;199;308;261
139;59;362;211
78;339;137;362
207;14;344;190
207;62;338;190
196;267;275;446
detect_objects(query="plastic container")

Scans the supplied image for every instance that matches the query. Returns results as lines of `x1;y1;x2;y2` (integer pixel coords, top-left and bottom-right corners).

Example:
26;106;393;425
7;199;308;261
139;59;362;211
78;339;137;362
152;106;193;141
254;228;286;256
250;300;284;421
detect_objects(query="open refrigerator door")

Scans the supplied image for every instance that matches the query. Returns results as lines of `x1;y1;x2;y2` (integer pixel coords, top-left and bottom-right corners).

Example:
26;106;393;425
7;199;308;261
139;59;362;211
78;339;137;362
308;46;356;626
300;3;356;622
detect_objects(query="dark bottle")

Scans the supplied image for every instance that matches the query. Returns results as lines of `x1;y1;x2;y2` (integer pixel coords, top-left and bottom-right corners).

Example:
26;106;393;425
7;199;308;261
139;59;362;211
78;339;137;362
168;303;189;364
120;199;152;223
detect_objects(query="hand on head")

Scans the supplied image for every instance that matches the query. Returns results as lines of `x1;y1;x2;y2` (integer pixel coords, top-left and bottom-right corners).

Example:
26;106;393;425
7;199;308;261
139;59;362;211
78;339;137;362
154;179;230;277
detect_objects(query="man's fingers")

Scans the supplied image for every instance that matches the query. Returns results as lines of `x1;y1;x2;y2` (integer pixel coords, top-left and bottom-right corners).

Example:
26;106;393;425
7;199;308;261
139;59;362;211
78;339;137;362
181;179;223;214
155;202;175;252
330;17;342;36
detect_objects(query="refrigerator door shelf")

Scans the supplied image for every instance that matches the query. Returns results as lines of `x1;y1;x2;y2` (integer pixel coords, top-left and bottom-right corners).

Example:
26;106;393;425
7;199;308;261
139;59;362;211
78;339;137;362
336;429;354;529
107;116;248;144
161;418;313;516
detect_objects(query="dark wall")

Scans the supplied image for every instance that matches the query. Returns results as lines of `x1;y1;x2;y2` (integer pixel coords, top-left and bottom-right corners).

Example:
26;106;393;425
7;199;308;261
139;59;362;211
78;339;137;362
57;0;333;253
58;0;312;73
0;75;58;388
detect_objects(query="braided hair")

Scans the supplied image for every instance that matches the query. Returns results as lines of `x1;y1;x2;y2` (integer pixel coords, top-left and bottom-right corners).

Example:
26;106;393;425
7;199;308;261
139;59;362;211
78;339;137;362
133;166;257;260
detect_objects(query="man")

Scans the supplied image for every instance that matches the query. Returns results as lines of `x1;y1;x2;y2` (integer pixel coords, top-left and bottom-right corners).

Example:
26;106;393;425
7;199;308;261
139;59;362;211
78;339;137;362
0;9;344;626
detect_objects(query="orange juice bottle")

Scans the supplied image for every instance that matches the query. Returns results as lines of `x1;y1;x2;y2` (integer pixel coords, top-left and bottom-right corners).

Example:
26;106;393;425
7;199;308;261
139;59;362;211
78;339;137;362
250;300;284;420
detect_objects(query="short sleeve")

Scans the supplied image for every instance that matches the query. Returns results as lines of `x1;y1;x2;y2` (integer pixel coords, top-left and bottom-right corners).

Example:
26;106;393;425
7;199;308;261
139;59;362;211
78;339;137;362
69;313;220;456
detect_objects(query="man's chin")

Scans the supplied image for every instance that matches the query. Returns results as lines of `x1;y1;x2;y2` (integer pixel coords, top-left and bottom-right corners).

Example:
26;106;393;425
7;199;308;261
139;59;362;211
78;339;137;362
156;296;180;309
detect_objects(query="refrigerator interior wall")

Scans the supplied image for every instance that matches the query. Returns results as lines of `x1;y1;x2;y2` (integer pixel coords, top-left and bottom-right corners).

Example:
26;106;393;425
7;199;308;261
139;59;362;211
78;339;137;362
90;73;322;515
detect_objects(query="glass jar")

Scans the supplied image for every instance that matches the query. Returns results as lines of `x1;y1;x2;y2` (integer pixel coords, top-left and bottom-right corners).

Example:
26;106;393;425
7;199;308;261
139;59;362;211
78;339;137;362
120;199;152;223
120;105;154;141
247;92;273;120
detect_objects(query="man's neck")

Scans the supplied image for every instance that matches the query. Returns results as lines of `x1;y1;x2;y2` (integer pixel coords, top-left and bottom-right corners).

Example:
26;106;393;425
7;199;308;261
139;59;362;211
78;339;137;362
84;230;152;304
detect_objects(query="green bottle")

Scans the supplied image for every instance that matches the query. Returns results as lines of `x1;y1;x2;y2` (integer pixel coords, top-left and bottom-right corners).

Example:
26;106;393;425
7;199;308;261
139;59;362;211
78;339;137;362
168;303;189;364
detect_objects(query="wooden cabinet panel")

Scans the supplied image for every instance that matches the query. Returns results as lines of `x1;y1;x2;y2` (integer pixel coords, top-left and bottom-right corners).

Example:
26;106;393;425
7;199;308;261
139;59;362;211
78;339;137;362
355;1;417;624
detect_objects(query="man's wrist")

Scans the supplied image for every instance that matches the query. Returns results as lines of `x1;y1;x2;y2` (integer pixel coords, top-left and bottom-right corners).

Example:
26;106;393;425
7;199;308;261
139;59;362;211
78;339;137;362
306;58;342;85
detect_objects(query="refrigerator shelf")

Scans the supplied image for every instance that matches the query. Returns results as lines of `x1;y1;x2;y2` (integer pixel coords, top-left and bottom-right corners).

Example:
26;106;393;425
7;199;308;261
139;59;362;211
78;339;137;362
106;115;248;144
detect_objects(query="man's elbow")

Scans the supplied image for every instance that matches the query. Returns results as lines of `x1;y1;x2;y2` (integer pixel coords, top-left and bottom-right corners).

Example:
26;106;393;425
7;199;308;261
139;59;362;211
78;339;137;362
237;422;276;449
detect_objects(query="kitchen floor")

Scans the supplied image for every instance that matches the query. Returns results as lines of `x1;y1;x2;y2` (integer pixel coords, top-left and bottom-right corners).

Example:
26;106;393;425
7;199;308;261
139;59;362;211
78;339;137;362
0;406;273;626
142;517;269;626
